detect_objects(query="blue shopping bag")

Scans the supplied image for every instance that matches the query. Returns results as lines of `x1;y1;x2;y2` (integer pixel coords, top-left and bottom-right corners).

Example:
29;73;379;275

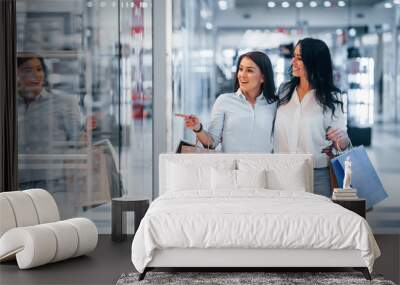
331;145;388;209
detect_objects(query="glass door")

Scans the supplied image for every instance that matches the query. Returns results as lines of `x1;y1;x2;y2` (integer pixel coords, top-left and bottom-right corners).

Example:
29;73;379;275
16;0;153;233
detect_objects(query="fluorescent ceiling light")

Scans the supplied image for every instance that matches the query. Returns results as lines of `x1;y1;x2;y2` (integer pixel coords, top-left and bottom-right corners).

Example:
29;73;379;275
324;1;332;7
348;27;357;37
309;1;318;7
384;2;393;8
282;1;290;8
218;0;228;10
338;1;346;7
222;49;236;58
296;1;304;8
200;8;211;18
394;0;400;4
205;22;213;30
336;29;343;35
362;34;378;45
267;1;276;8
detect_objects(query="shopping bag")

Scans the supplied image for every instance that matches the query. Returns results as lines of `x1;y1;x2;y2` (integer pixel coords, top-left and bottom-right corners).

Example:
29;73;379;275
176;140;216;153
331;145;388;209
328;161;338;191
176;140;195;153
66;145;111;208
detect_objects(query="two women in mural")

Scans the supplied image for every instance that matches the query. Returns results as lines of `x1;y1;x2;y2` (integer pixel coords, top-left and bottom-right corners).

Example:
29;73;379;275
182;38;350;197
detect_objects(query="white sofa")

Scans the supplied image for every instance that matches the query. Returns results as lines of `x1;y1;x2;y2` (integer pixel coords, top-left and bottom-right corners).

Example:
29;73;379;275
0;189;98;269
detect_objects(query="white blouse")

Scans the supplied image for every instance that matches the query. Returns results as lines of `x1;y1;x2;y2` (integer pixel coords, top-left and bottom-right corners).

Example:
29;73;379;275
274;88;347;168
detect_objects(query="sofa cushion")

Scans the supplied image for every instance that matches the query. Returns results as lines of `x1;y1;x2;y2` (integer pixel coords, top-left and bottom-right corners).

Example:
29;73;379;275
24;189;60;223
0;192;39;227
0;196;17;237
42;221;79;262
0;226;57;269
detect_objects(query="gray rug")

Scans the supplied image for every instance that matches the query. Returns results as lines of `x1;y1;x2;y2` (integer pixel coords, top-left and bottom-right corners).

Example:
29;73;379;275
116;271;396;285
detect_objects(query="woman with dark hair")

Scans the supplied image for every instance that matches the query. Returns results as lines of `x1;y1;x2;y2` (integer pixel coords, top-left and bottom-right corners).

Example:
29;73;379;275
17;55;82;146
274;38;350;197
17;55;83;217
17;56;49;101
182;51;278;152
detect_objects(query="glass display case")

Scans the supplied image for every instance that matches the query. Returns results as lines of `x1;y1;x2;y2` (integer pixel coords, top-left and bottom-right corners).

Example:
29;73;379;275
346;57;374;146
269;53;286;88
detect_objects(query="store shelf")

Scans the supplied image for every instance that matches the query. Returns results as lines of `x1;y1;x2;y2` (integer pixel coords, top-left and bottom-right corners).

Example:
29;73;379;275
346;57;374;146
347;57;374;127
17;50;84;59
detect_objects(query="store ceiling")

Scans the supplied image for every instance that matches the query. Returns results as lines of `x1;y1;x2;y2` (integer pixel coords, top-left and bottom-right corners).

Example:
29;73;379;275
234;0;385;8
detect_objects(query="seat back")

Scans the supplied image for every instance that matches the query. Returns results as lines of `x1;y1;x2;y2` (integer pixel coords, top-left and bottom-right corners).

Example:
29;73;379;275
0;189;60;237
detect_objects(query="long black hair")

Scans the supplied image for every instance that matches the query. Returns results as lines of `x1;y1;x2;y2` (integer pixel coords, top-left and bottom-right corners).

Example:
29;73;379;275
234;51;278;104
279;38;343;116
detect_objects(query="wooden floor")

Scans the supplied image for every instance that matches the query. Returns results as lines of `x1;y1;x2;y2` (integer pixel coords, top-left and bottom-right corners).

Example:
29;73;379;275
0;235;133;285
1;235;398;285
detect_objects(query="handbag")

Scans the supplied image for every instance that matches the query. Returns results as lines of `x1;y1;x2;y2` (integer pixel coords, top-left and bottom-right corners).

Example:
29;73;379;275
330;145;388;209
176;139;216;154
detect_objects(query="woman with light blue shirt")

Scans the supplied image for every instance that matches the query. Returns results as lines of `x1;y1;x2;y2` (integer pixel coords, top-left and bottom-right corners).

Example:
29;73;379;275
183;51;278;153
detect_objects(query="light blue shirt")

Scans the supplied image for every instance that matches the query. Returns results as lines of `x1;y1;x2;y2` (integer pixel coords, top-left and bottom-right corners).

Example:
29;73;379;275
206;89;277;153
18;89;82;182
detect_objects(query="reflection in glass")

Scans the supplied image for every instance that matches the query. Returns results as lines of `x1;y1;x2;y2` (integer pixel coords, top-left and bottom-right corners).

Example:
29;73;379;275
16;0;153;233
17;55;82;202
120;0;153;201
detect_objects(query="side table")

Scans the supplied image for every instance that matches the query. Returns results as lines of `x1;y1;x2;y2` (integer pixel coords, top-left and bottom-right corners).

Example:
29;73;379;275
112;196;150;242
332;198;366;218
